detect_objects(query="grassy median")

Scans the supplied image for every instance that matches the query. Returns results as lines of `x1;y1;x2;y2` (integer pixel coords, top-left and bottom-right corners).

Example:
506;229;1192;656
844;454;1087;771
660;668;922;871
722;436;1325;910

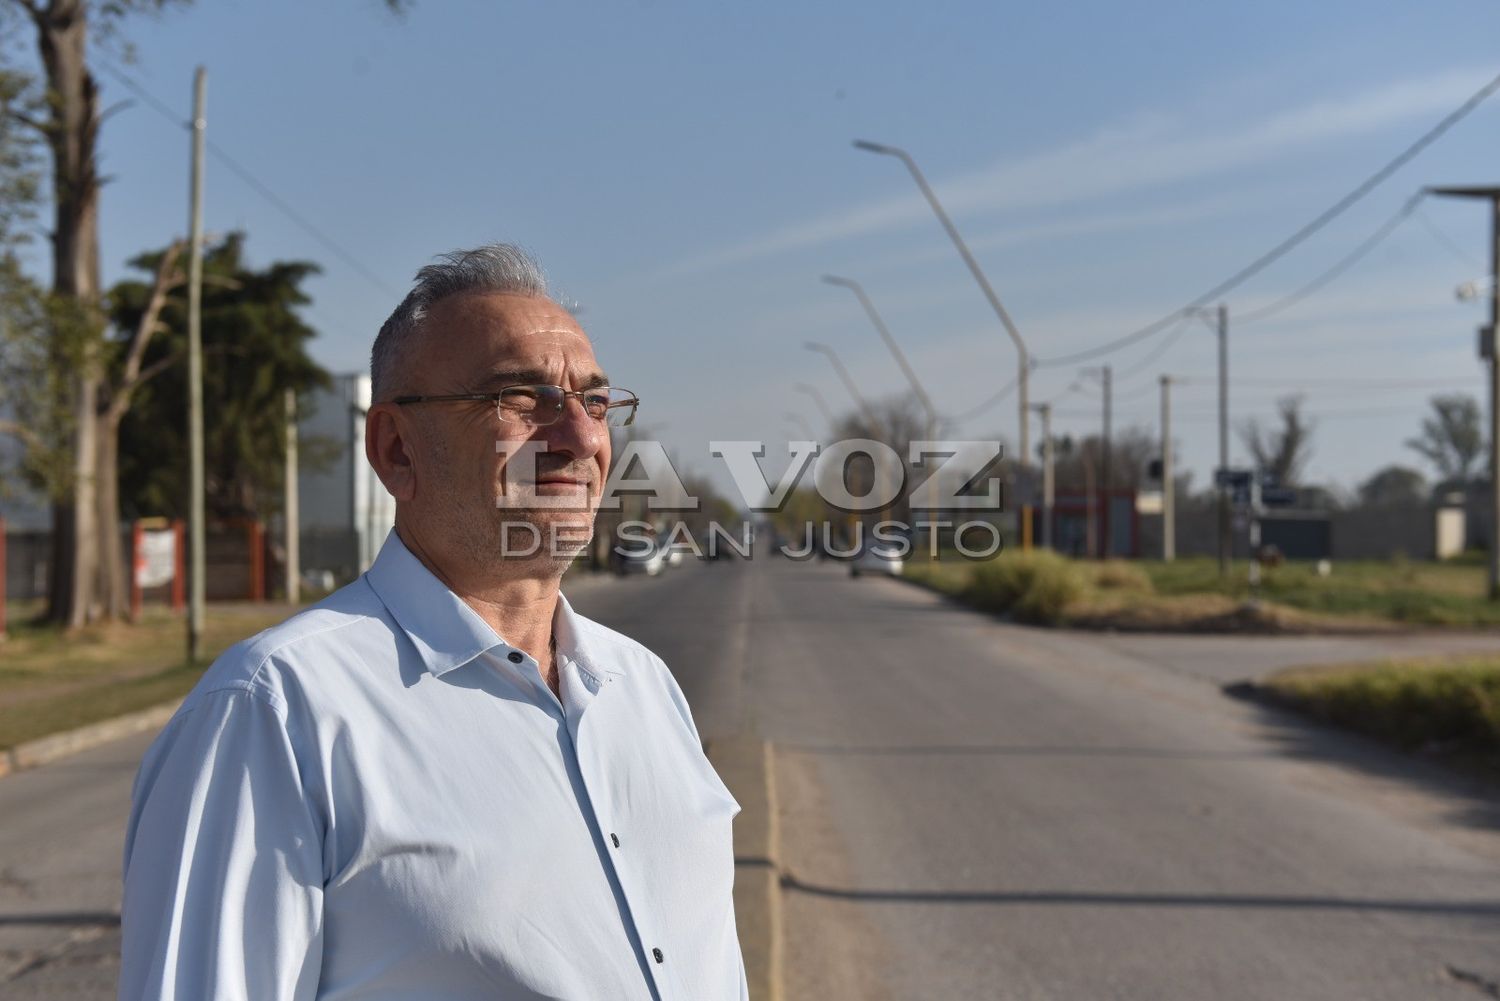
1261;656;1500;774
0;602;296;750
903;551;1500;631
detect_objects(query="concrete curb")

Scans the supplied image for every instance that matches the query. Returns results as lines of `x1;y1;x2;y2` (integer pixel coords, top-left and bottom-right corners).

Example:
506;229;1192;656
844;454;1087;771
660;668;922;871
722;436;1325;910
1;698;182;778
706;735;782;1001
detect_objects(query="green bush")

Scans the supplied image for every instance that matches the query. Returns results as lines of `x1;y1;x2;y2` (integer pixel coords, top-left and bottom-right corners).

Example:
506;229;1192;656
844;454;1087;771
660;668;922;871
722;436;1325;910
1093;560;1155;593
1274;660;1500;754
964;551;1085;624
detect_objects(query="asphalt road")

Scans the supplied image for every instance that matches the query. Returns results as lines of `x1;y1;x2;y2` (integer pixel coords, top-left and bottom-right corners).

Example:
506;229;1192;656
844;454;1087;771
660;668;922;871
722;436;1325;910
4;556;1500;999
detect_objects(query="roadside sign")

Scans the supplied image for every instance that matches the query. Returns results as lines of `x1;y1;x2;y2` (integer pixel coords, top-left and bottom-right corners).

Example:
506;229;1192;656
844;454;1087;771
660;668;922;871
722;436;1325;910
1261;487;1297;507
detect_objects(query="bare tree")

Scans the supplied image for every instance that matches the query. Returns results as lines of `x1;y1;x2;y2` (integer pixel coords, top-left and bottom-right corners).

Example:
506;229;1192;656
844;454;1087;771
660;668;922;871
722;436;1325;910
1238;394;1315;486
1405;393;1484;487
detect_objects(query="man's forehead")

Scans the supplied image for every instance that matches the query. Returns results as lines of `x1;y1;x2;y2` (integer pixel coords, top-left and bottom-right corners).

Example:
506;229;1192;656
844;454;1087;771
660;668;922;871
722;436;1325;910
421;291;599;371
431;291;588;340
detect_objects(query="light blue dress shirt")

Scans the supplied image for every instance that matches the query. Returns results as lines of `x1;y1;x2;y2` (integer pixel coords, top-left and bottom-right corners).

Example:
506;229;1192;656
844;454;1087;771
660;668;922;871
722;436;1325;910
120;530;746;1000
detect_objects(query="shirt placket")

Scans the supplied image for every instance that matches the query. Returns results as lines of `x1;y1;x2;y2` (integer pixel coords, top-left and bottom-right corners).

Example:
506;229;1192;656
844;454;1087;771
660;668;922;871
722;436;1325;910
560;658;685;1001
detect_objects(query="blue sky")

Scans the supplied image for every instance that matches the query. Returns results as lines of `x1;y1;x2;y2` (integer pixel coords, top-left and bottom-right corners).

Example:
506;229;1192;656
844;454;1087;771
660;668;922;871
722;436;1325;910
18;0;1500;501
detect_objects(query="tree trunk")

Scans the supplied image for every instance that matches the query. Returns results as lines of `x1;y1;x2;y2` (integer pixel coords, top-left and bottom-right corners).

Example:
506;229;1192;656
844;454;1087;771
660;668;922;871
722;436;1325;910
34;0;105;627
94;409;126;619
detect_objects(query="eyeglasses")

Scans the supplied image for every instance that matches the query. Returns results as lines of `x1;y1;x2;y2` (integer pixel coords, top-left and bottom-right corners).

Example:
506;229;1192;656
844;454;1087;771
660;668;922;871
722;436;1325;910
392;385;639;428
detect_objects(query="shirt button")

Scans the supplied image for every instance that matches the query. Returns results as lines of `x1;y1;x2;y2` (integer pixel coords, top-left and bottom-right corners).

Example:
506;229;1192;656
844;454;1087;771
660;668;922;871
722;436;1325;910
652;947;664;964
610;833;620;848
507;651;524;664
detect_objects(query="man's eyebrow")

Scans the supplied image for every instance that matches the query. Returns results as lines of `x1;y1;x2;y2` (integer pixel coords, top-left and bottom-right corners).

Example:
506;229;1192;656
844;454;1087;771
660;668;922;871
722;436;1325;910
472;369;612;391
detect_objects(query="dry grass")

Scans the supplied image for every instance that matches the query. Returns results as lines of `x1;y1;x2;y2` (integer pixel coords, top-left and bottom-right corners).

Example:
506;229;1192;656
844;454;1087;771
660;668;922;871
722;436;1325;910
903;552;1419;633
1261;655;1500;775
0;602;297;749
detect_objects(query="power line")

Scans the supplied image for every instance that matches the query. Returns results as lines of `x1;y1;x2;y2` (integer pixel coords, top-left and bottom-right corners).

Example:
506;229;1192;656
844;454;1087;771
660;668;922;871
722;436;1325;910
1413;201;1484;269
950;363;1030;421
1175;375;1474;388
97;61;403;300
1235;192;1425;325
1115;315;1190;380
1053;403;1428;423
1035;67;1500;369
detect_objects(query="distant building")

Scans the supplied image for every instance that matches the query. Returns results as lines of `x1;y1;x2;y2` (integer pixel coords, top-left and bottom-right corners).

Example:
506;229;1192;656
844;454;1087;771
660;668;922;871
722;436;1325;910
298;373;395;583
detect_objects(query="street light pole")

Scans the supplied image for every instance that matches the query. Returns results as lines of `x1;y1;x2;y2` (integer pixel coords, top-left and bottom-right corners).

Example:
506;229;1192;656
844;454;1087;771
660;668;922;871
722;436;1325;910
821;275;939;443
804;342;879;430
793;381;836;428
784;411;817;440
1429;186;1500;600
853;140;1030;473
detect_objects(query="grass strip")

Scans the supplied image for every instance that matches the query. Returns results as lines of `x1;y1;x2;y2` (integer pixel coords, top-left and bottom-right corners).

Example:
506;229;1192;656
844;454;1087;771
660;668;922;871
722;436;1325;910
903;552;1500;631
1262;656;1500;772
0;604;294;750
0;663;207;750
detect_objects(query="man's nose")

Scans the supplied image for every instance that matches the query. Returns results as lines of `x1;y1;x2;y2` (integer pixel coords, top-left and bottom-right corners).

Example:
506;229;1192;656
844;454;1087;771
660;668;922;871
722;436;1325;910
539;393;605;463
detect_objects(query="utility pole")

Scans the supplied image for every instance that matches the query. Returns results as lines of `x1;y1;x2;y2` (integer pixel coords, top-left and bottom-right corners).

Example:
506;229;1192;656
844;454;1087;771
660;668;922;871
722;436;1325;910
1102;364;1111;556
1032;403;1054;549
1216;305;1229;581
284;387;300;605
186;67;207;663
1081;365;1111;557
1428;186;1500;600
1160;375;1174;562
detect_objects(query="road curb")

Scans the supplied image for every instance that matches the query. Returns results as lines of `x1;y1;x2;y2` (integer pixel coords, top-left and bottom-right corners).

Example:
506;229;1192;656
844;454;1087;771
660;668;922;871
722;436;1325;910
2;698;182;777
706;735;782;1001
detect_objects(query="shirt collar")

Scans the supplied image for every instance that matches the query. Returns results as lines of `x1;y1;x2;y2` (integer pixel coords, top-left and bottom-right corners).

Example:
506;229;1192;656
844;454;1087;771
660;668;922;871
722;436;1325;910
553;590;624;685
364;529;623;681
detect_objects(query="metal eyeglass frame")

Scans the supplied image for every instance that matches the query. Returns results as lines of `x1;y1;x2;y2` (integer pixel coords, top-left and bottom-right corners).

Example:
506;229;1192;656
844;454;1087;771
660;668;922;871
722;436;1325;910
391;385;639;427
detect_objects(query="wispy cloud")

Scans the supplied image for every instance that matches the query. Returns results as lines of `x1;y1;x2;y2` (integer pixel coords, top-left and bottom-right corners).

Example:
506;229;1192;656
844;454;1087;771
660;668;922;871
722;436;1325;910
665;67;1497;277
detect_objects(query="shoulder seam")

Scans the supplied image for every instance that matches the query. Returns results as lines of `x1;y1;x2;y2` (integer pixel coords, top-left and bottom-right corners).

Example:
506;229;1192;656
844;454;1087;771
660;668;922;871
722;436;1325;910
233;597;383;712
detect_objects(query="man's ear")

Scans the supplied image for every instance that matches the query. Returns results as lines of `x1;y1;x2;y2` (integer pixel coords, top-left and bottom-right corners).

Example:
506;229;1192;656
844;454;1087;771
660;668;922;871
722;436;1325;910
366;403;417;502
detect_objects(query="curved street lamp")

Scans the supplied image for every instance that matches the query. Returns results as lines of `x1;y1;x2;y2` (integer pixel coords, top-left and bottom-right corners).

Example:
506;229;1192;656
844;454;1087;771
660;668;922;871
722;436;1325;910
854;139;1030;471
803;341;879;430
821;274;938;443
793;382;835;426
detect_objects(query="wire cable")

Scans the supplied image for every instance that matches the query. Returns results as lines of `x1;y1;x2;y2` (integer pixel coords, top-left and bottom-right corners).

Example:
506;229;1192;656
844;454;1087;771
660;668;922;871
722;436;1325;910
1413;201;1484;269
1034;67;1500;369
1115;315;1191;380
949;363;1030;421
97;60;404;299
1235;193;1425;325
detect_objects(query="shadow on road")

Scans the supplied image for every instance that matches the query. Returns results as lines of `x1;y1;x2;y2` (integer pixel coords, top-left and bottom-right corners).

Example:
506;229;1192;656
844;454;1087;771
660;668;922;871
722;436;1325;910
777;742;1263;761
0;912;119;927
1225;686;1500;834
780;870;1500;916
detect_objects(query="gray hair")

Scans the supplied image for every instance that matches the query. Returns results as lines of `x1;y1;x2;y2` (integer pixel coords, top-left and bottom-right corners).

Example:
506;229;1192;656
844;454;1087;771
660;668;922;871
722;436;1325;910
371;243;550;401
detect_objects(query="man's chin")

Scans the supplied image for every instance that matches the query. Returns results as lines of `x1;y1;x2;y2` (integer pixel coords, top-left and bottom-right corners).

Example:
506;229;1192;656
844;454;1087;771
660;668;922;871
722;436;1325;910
495;517;595;563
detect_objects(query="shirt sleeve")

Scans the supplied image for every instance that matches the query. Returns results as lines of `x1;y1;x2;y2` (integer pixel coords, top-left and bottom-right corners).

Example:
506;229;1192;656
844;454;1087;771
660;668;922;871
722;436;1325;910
119;687;325;1001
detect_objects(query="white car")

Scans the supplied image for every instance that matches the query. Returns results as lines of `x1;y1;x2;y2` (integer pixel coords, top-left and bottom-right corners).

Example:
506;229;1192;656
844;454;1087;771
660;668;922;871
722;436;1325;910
617;541;667;576
849;544;905;578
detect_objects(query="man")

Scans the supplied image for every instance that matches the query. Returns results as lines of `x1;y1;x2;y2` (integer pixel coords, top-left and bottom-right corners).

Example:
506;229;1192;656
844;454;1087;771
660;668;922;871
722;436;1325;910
119;244;747;1000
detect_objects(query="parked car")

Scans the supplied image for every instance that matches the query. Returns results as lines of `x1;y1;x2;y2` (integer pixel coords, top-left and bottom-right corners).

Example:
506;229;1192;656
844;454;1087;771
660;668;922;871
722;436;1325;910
849;542;905;578
617;540;667;576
